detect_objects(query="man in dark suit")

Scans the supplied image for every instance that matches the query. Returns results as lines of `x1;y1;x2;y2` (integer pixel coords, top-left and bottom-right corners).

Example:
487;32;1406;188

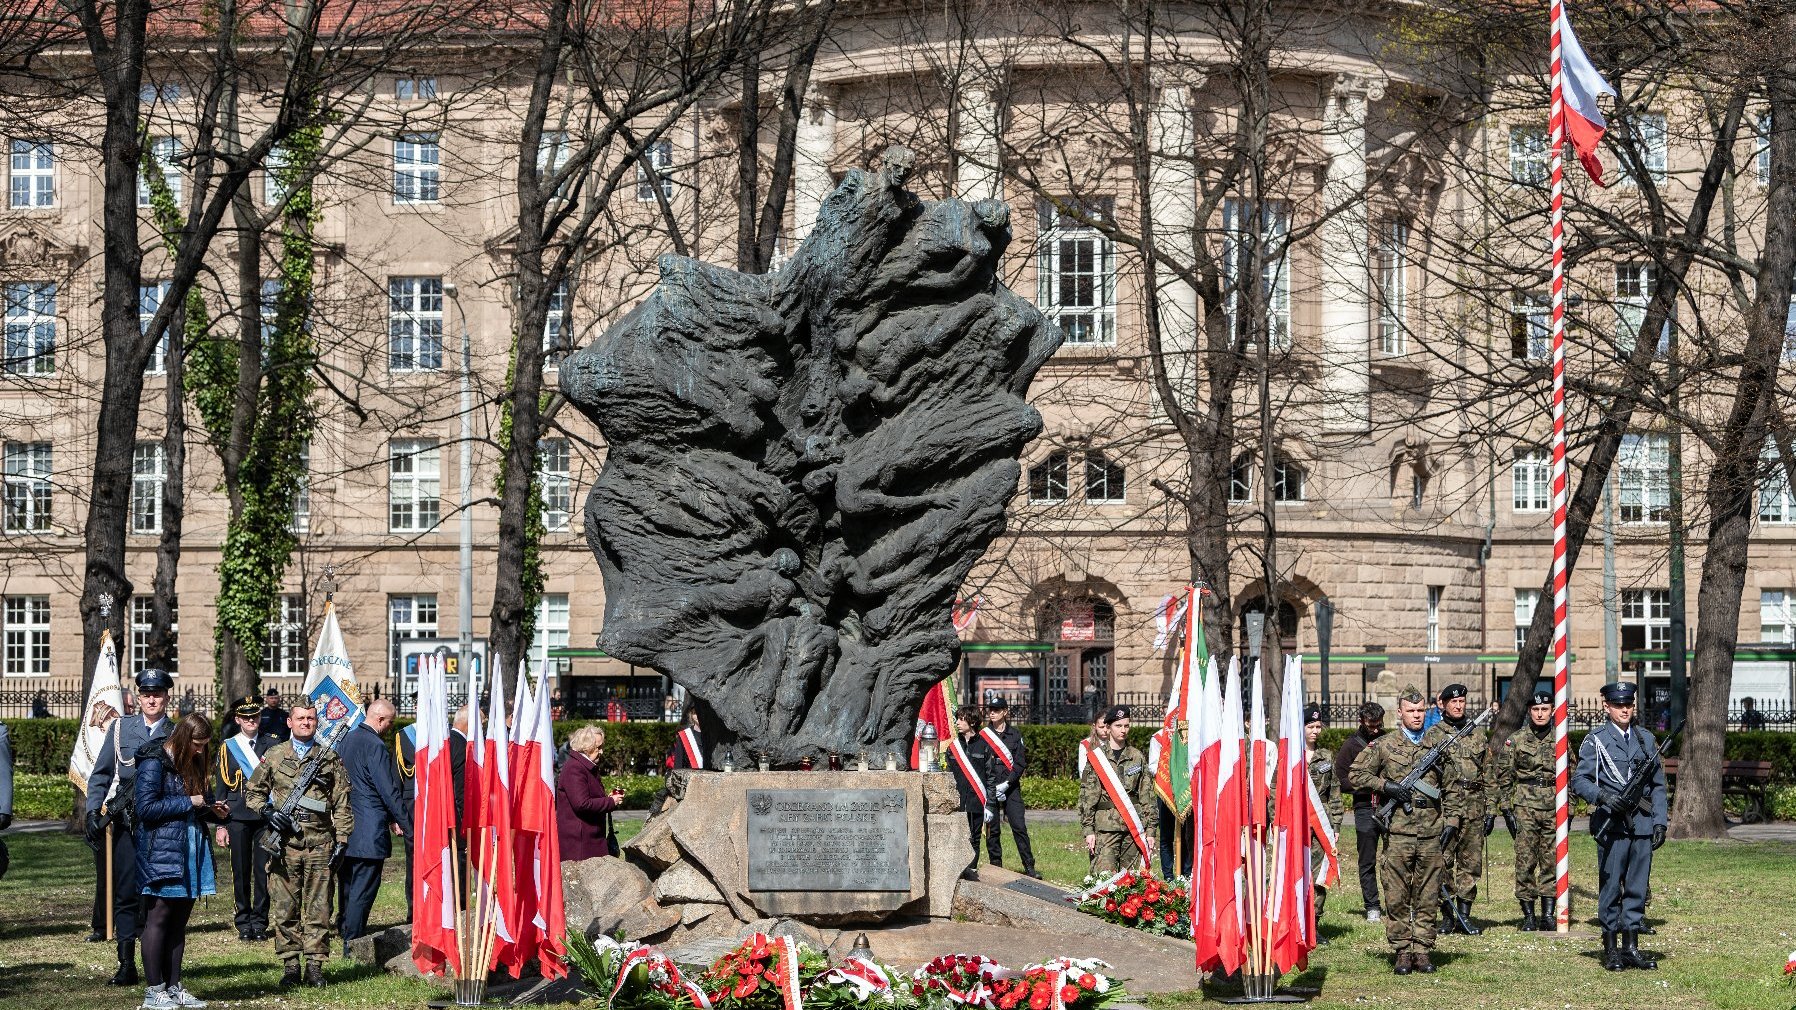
335;699;412;945
260;688;291;743
214;695;277;940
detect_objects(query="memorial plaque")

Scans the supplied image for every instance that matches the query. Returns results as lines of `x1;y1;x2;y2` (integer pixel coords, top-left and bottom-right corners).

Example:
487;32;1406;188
745;788;912;892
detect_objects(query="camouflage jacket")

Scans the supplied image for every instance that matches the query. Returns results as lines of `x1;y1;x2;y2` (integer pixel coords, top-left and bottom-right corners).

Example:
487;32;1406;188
1079;744;1155;836
1346;728;1459;837
245;738;353;847
1424;717;1493;821
1496;724;1558;815
1308;747;1341;828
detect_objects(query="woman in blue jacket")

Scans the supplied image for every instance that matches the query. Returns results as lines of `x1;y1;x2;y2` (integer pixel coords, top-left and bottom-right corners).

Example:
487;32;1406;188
135;712;230;1009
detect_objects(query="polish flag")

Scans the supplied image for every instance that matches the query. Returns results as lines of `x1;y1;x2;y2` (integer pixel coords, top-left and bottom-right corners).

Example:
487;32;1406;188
411;655;461;977
1267;655;1317;973
1248;656;1271;830
912;678;954;771
1557;5;1616;184
471;665;518;975
1188;658;1223;972
505;663;565;978
1210;658;1248;975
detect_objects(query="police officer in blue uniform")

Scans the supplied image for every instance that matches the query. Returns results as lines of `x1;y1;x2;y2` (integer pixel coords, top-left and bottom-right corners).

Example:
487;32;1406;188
1570;681;1666;971
215;695;276;940
84;668;176;986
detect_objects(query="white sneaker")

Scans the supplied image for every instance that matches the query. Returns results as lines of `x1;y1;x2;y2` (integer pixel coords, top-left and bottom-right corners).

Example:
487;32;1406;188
168;984;208;1008
140;986;178;1010
1366;908;1383;923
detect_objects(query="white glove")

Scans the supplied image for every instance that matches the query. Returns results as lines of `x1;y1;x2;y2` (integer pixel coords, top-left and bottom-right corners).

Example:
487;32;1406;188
982;808;995;825
995;783;1009;803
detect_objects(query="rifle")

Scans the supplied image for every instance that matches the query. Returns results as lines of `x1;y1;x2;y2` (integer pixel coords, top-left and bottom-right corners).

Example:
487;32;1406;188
259;720;351;854
1592;721;1682;843
1373;707;1494;832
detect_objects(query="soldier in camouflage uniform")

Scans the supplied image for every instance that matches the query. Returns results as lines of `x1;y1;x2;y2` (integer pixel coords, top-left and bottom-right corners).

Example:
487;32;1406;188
1496;689;1558;931
246;699;353;989
1348;687;1460;976
1079;706;1156;876
1424;684;1491;935
1304;703;1340;930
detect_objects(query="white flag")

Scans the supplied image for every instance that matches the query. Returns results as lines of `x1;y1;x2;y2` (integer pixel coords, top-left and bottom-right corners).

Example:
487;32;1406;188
68;633;125;790
305;603;364;742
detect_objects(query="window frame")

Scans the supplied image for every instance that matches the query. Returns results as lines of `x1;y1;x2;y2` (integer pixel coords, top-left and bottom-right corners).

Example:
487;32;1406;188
538;437;571;532
388;593;439;681
131;442;166;535
1272;456;1306;503
1614;262;1671;357
634;138;674;202
1620;113;1669;187
1083;451;1126;505
2;594;49;677
3;281;56;376
1511;446;1552;513
129;594;178;676
395;76;438;101
1222;197;1292;351
9;140;55;209
393;132;441;205
1028;450;1070;503
137;136;182;208
1617;432;1671;524
388;276;445;372
140;281;171;376
1509;125;1550;186
1376;218;1410;355
388;438;442;533
289;439;311;534
1513;588;1541;651
261;593;307;677
1509;295;1551;362
1036;199;1117;346
2;440;50;533
531;593;571;672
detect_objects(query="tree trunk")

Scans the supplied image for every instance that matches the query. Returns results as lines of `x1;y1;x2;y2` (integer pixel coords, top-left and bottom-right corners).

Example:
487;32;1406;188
1673;50;1796;838
144;294;185;675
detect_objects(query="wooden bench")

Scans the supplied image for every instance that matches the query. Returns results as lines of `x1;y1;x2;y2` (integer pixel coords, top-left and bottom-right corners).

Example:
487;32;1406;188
1662;758;1776;824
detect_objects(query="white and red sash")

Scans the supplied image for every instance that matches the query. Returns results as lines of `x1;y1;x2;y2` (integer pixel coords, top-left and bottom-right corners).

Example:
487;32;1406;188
1081;740;1150;866
677;728;704;770
978;727;1014;772
947;736;988;807
613;942;712;1008
774;934;804;1010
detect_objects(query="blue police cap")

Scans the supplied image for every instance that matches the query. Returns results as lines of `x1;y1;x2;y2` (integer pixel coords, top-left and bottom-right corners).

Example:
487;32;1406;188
134;668;174;692
1599;682;1637;705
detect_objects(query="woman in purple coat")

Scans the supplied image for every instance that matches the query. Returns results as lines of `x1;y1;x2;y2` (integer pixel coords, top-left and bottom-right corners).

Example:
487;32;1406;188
557;725;623;860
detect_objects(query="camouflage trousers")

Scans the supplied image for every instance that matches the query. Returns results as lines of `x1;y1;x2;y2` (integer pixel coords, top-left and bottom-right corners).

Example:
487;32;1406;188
1379;832;1444;953
269;840;336;963
1512;806;1557;902
1440;808;1485;901
1090;831;1139;877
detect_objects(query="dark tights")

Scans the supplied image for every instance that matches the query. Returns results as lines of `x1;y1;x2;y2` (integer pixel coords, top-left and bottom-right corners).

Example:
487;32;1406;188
142;897;195;988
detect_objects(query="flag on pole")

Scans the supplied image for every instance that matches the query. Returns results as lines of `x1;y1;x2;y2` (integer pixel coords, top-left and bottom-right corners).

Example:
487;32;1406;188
526;663;567;975
1556;5;1616;184
912;678;954;770
1189;657;1223;969
475;665;519;975
69;633;125;790
1152;585;1205;813
304;602;364;742
411;654;461;976
505;664;565;978
1248;656;1271;830
1151;593;1188;655
1267;655;1317;973
1209;658;1247;975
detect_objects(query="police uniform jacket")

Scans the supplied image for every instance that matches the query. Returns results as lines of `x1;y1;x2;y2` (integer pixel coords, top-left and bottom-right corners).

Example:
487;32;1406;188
85;714;172;816
213;730;275;822
244;738;354;846
338;724;412;859
1078;743;1154;836
1570;721;1667;838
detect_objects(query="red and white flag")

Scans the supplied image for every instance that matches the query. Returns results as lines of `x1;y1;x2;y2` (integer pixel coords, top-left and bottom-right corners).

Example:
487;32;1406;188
912;678;953;770
505;663;565;978
470;666;519;975
1189;657;1223;970
1267;655;1317;973
1209;658;1248;975
1557;4;1617;184
411;654;460;977
1249;656;1271;831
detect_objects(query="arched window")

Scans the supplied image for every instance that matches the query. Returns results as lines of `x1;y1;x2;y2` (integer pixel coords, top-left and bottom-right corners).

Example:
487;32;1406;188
1273;456;1306;502
1028;451;1069;502
1084;452;1125;503
1229;453;1254;503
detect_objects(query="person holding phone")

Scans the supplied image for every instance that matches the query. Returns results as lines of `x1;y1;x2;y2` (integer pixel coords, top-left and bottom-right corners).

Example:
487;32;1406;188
557;725;625;859
135;712;231;1009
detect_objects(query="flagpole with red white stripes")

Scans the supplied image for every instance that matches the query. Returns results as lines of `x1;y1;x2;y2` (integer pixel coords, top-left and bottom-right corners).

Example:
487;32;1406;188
1547;0;1574;934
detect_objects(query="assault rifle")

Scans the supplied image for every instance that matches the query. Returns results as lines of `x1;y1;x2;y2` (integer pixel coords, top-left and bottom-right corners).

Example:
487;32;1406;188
259;719;351;854
1372;706;1494;832
1593;721;1681;843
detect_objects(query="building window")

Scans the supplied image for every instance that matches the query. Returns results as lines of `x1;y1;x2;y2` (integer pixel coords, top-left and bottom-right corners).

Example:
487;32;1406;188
130;595;178;676
635;138;674;202
1761;589;1793;643
140;282;170;375
1410;470;1427;508
539;437;571;532
389;593;438;681
532;593;570;672
1028;451;1069;503
1512;447;1551;512
1377;219;1410;354
2;595;49;676
1509;295;1551;361
396;76;438;101
543;278;569;361
1426;585;1442;651
4;282;56;375
1273;456;1306;502
389;438;441;532
1509;126;1549;185
2;441;50;533
1084;451;1125;504
1759;112;1772;186
264;143;289;206
139;83;182;104
1037;199;1116;345
394;133;440;204
138;136;181;207
289;439;311;534
1223;198;1292;351
1618;433;1671;523
262;594;306;677
388;276;444;372
131;443;166;535
1229;454;1254;503
1615;263;1670;357
9;140;54;208
1762;439;1795;524
1513;588;1540;651
1620;113;1668;186
1620;588;1671;674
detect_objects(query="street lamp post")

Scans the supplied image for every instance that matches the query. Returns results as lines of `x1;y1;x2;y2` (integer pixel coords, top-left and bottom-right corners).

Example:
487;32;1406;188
443;281;475;700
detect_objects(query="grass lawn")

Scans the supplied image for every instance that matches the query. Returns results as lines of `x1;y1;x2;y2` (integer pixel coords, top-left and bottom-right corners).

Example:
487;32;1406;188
2;818;1792;1010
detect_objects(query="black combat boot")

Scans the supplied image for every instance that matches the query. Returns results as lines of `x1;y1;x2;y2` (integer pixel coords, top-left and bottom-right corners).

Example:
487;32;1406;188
1455;899;1482;935
1620;931;1657;970
279;961;302;988
1539;897;1554;929
1411;950;1436;974
305;960;328;987
108;940;138;986
1392;952;1413;976
1437;900;1460;934
1519;899;1537;932
1602;930;1624;971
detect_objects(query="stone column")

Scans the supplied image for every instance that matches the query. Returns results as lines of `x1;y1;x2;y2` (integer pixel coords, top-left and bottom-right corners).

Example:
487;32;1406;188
1317;74;1383;432
955;77;1003;201
792;90;836;246
1149;69;1203;415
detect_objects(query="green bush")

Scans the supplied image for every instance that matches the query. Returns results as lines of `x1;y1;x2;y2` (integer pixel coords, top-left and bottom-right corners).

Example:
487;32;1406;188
6;719;79;776
1020;776;1079;810
12;773;77;820
392;718;676;777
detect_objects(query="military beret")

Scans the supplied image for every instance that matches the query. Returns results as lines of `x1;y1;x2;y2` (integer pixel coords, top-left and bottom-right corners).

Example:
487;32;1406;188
231;695;265;718
1396;686;1426;706
1600;682;1638;705
134;668;174;692
984;695;1009;710
264;686;281;697
1438;683;1468;701
1103;705;1130;724
1531;690;1553;706
1302;702;1325;725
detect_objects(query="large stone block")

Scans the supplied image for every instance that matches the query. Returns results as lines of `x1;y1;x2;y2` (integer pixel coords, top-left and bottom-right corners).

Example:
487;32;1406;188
563;855;682;942
348;924;412;967
625;808;683;873
655;859;726;905
924;813;972;918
